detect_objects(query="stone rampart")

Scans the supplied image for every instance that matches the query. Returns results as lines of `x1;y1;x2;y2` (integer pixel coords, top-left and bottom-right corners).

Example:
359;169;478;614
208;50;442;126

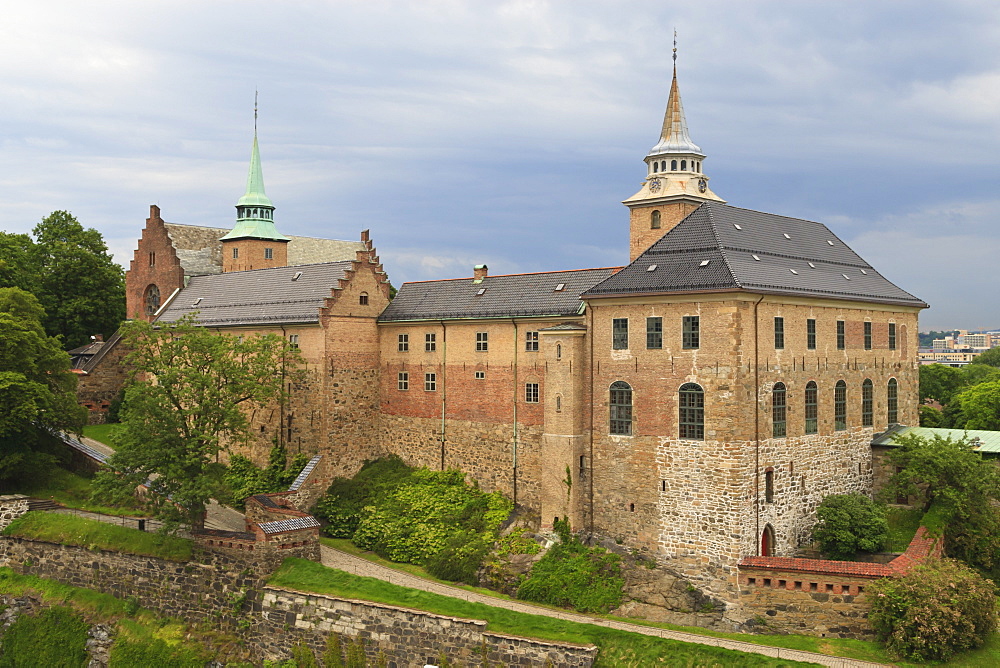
0;496;28;531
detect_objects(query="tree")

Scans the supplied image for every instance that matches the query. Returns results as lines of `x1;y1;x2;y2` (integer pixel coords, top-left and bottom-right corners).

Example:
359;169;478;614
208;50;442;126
0;232;37;294
971;346;1000;368
884;433;1000;573
0;288;86;484
868;558;997;661
31;211;125;348
955;380;1000;431
93;316;302;530
811;493;889;560
918;363;965;405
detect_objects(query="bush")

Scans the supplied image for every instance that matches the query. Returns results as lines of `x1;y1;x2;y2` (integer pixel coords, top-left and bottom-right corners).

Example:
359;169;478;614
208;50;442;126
0;605;89;668
425;530;492;583
812;493;888;560
516;528;624;613
869;558;998;661
223;444;308;509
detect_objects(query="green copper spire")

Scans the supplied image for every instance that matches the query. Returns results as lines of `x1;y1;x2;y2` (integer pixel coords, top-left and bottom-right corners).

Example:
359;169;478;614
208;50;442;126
221;130;289;242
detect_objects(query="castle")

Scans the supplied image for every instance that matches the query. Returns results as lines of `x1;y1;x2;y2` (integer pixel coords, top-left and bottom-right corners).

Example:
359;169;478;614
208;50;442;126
97;61;927;601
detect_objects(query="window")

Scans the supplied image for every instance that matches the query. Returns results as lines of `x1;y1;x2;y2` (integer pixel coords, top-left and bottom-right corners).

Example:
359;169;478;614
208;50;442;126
888;323;897;350
397;334;409;352
887;378;898;424
864;322;872;350
837;321;845;350
232;247;239;259
682;316;699;349
651;210;661;229
556;395;562;412
679;383;704;440
774;317;784;350
646;317;663;349
424;373;437;391
525;383;539;403
772;383;787;438
671;159;677;170
476;332;488;352
148;251;156;266
359;292;369;306
862;379;874;427
807;319;816;350
765;470;774;503
612;318;629;350
681;159;687;170
525;331;539;352
397;372;409;390
805;381;818;434
609;381;633;435
264;247;273;260
425;333;436;352
144;284;160;315
556;343;562;359
835;380;847;431
288;334;299;349
475;371;485;379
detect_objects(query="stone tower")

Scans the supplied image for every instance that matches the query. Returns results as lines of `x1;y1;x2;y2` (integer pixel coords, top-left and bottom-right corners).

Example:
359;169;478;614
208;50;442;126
624;44;724;261
220;127;290;273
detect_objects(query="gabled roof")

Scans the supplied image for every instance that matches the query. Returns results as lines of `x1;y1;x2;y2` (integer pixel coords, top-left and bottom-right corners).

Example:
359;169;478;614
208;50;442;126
156;261;352;327
583;201;927;308
379;267;620;322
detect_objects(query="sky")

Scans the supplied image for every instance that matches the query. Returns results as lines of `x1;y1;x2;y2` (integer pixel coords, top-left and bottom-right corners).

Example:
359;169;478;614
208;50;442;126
1;1;998;331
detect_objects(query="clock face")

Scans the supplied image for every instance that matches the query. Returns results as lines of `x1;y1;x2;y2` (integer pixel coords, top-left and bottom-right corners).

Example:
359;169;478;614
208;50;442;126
698;178;707;193
649;178;662;193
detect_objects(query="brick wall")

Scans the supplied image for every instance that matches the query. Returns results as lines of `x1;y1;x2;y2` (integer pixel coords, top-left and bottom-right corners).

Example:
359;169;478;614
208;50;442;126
125;205;186;321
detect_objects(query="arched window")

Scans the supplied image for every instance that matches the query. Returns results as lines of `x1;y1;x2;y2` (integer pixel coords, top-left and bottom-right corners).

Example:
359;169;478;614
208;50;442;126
680;159;687;171
887;378;898;425
144;284;160;315
556;395;562;413
651;210;661;229
359;292;369;306
556;343;562;359
679;383;704;440
804;381;818;434
862;379;874;427
835;380;847;431
772;382;787;438
653;161;659;172
671;159;677;171
761;524;775;557
609;381;633;435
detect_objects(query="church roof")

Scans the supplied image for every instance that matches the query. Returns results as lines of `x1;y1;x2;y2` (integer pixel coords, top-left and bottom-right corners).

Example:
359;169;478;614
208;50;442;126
583;201;927;308
156;261;353;327
379;267;620;322
648;65;703;158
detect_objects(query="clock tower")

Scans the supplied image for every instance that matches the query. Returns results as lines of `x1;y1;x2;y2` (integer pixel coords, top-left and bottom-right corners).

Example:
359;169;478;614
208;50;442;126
625;39;724;261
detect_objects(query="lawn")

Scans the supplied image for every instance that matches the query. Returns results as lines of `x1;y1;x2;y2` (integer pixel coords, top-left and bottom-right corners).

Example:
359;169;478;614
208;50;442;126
3;512;192;561
82;423;119;446
6;464;149;517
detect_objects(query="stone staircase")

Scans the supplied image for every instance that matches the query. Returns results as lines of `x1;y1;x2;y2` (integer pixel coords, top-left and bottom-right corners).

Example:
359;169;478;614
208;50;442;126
26;498;62;512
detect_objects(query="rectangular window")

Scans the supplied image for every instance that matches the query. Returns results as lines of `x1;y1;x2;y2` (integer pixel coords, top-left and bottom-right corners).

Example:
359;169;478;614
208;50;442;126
525;383;539;403
232;248;239;259
476;332;488;352
682;315;699;349
612;318;629;350
864;321;872;350
475;371;485;380
646;317;663;349
424;373;436;391
288;334;299;349
264;247;273;260
425;333;436;352
837;320;846;350
888;323;897;350
397;334;409;352
525;331;539;352
397;372;408;391
774;317;784;350
149;251;156;266
805;383;818;435
807;319;816;350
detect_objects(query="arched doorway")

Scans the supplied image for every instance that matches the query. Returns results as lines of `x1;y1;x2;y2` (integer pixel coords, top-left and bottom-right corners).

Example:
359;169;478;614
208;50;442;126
761;524;775;557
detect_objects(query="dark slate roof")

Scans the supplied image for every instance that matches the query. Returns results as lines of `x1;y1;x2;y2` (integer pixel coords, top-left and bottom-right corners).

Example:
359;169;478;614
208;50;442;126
583;202;927;308
156;261;352;327
379;267;620;322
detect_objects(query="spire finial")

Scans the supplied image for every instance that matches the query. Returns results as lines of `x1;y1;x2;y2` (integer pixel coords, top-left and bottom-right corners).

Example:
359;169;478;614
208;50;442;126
254;90;258;134
673;29;677;64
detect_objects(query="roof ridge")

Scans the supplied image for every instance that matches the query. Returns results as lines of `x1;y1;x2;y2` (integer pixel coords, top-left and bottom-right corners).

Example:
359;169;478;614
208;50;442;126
705;203;742;289
401;266;622;286
188;260;353;278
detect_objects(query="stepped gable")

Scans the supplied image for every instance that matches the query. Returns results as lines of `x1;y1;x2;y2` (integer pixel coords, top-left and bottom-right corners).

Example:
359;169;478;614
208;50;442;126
379;266;620;322
584;201;927;307
156;261;353;327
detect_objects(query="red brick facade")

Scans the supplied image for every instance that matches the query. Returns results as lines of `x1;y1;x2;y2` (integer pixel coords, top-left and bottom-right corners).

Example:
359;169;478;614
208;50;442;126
126;205;186;321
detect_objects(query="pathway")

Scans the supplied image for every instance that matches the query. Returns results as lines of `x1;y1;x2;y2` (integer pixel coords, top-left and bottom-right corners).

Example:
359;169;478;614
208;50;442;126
318;545;891;668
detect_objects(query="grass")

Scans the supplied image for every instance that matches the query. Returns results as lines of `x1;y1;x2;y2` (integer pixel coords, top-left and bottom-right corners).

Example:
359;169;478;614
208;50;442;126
6;465;149;517
886;506;924;552
3;512;192;561
0;566;143;621
82;423;119;446
269;557;821;667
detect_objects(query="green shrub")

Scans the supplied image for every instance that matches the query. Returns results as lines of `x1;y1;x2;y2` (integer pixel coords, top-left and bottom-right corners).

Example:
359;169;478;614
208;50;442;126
812;493;888;560
312;456;417;538
223;444;309;509
0;605;89;668
108;636;206;668
869;558;998;661
291;642;318;667
425;530;492;583
517;529;624;613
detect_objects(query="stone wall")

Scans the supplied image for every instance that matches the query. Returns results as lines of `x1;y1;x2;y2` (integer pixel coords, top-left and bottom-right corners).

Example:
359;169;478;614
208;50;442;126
0;496;28;531
251;587;597;667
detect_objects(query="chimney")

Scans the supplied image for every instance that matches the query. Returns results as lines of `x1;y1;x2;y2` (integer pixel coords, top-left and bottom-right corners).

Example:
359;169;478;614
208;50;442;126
473;264;488;283
149;204;161;220
92;334;103;342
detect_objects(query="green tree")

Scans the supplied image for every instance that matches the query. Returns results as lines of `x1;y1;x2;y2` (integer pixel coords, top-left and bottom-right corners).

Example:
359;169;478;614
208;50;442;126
811;493;889;560
955;380;1000;431
918;363;965;405
868;558;998;662
31;210;125;348
970;346;1000;368
93;316;302;530
0;288;86;485
0;232;37;294
884;433;1000;573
